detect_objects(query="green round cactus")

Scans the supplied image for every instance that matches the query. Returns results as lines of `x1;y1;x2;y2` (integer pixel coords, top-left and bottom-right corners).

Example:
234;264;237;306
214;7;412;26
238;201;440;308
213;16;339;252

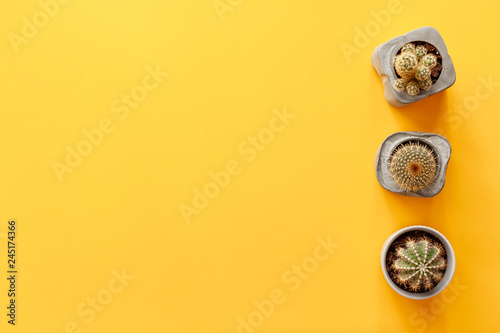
405;80;420;96
415;65;431;81
393;78;408;92
389;142;437;192
393;238;446;292
401;43;416;54
415;45;427;59
419;78;433;91
421;54;437;69
395;52;419;79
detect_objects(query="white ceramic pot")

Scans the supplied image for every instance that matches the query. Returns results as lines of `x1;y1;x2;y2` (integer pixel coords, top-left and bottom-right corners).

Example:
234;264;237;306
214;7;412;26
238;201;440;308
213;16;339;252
381;225;456;299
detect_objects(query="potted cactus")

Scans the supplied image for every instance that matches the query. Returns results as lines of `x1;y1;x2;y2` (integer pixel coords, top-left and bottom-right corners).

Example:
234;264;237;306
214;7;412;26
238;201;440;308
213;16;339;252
375;132;451;197
392;43;439;96
372;27;456;107
381;225;455;299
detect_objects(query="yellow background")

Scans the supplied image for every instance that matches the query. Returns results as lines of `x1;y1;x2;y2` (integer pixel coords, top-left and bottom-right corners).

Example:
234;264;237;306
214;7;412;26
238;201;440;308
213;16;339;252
1;0;500;332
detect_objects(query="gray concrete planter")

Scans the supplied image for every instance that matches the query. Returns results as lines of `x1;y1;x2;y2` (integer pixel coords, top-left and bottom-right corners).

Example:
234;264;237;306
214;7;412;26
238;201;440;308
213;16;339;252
374;131;451;197
381;225;456;300
371;27;456;107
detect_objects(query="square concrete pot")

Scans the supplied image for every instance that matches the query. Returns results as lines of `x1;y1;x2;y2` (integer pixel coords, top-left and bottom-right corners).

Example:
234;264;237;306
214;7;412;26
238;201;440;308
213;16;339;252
371;27;456;107
374;131;451;197
381;225;456;300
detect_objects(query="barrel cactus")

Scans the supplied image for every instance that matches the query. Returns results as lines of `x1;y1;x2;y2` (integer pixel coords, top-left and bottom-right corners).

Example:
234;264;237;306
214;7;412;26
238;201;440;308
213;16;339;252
392;43;439;95
389;142;437;192
393;238;446;292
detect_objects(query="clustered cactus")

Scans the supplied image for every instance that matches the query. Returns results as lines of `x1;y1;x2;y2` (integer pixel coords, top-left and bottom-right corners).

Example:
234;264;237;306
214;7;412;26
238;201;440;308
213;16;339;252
392;43;438;96
393;238;446;292
389;142;437;192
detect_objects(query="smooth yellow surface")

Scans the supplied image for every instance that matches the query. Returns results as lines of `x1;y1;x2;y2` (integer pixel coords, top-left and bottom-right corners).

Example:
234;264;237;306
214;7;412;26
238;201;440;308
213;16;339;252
1;0;500;332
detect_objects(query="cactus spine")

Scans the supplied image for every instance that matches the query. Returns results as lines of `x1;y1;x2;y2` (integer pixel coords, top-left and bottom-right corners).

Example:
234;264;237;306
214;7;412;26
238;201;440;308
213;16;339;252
393;238;446;292
389;142;437;192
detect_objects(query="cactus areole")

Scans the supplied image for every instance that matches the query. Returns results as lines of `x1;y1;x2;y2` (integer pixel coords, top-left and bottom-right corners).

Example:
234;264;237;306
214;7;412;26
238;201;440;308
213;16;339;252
386;230;447;293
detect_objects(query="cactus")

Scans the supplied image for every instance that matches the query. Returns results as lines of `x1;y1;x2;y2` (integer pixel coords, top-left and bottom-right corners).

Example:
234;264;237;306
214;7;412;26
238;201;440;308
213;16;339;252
415;45;427;59
389;142;437;192
419;78;433;91
421;54;437;68
393;238;446;292
406;80;420;96
392;43;440;96
395;52;418;79
393;78;408;92
401;43;416;54
415;65;431;81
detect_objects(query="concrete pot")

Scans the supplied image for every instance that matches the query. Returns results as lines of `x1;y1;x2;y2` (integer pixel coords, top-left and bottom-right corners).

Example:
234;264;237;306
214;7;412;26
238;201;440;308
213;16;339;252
374;131;451;198
381;225;456;300
371;26;456;107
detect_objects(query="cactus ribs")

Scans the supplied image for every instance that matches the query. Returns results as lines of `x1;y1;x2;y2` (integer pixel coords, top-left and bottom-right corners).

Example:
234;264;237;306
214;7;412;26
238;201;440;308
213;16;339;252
386;230;448;293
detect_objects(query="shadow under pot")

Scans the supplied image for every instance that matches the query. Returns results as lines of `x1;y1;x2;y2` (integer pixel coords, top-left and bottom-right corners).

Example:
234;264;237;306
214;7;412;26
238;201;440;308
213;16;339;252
371;26;456;107
374;131;451;198
381;225;456;300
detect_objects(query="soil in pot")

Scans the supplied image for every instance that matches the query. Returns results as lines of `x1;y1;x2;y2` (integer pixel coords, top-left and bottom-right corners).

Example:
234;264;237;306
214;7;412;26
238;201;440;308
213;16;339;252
386;230;448;293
